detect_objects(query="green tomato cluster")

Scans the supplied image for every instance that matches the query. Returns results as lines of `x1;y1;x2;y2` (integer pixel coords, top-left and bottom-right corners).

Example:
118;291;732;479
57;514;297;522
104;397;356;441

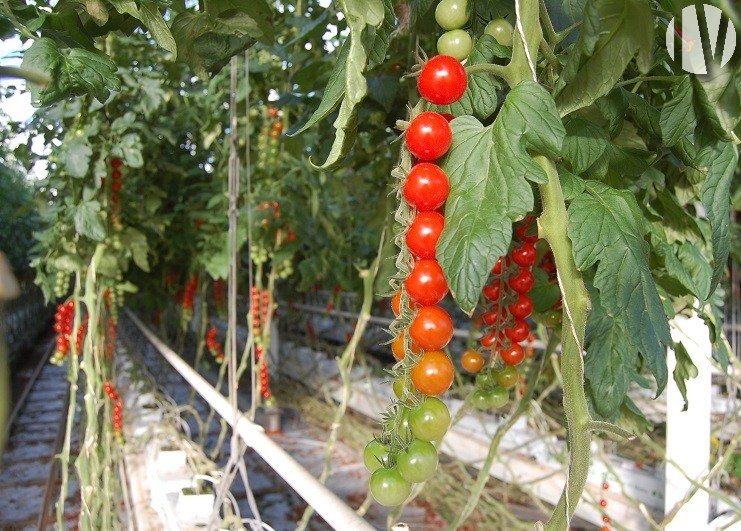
434;0;472;60
274;257;293;279
472;365;517;410
54;271;70;299
250;245;269;265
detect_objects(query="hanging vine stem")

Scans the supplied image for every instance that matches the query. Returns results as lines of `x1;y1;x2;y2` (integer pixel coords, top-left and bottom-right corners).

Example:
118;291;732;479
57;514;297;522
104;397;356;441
448;330;559;530
296;231;385;531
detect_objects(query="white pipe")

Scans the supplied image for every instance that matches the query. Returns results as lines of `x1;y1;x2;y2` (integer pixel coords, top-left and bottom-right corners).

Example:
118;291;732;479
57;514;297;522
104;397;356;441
126;310;376;531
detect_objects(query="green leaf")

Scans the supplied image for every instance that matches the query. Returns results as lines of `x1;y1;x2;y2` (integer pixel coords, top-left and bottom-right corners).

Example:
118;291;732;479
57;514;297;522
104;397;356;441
434;35;504;120
529;267;561;312
568;181;671;394
21;38;120;106
561;117;609;174
84;0;108;25
585;289;636;418
74;200;105;241
438;82;565;313
698;141;738;295
139;3;177;54
557;164;585;200
112;133;144;168
60;135;92;178
555;0;653;116
650;229;711;300
122;228;150;272
672;341;698;412
595;89;628;137
660;76;696;146
693;66;741;138
107;0;139;18
291;40;350;136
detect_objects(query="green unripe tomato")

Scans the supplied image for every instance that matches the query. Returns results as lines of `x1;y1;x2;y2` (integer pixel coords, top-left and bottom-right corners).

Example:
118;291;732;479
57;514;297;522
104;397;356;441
437;30;473;61
434;0;469;31
485;18;514;46
487;386;509;408
396;439;438;483
363;439;391;472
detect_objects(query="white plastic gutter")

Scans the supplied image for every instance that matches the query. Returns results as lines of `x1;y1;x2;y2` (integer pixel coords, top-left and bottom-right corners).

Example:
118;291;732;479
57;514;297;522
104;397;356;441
126;310;376;531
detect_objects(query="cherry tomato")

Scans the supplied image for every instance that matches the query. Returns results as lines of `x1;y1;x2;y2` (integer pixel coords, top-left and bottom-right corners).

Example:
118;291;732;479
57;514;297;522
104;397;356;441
370;467;411;506
406;211;445;260
397;439;438;483
409;306;454;351
437;30;473;61
438;112;455;122
511;243;537;267
509;269;534;293
500;343;525;366
406;112;453;160
480;329;505;349
492;256;509;274
272;121;283;133
405;259;448;306
435;0;469;30
364;439;391;472
505;319;530;343
111;169;122;180
417;56;468;106
482;306;506;325
482;280;501;301
391;331;422;360
495;365;518;389
475;369;495;389
391;290;419;317
487;386;509;408
110;158;123;168
411;350;455;396
484;18;514;46
508;294;533;319
461;349;485;373
472;389;492;410
404;163;450;211
267;107;279;119
515;222;538;243
409;397;450;441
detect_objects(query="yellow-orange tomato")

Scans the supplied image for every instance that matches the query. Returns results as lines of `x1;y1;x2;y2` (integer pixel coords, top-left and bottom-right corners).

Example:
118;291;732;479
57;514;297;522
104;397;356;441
411;350;454;396
461;349;485;373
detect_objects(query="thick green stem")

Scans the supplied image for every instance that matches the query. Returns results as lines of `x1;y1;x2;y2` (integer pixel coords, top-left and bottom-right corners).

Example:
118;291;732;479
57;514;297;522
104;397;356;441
534;155;591;531
465;63;512;86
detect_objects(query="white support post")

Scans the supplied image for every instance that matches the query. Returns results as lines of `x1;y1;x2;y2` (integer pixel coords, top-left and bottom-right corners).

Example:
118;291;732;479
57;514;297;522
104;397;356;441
665;313;713;530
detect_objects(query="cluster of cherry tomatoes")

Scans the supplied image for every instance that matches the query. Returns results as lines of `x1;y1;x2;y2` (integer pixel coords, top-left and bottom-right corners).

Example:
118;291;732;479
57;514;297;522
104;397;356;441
434;0;472;60
103;381;124;438
365;52;470;508
180;274;199;329
51;301;86;365
251;286;273;401
53;270;70;299
256;107;282;171
104;316;117;360
205;326;225;363
212;279;225;316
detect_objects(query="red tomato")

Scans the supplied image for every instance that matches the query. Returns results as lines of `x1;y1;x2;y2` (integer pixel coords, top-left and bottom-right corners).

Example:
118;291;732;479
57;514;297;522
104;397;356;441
409;305;454;351
480;329;505;349
511;243;537;267
509;269;534;293
403;163;450;211
500;343;525;366
505;319;530;343
405;259;448;306
406;211;445;260
406;112;452;161
417;55;468;105
483;280;501;301
411;350;455;396
508;294;533;319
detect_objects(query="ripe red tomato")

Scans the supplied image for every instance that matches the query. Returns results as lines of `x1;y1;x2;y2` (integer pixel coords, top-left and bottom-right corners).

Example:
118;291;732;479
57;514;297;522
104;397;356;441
480;329;505;349
515;221;538;243
482;280;501;301
409;305;454;351
406;112;452;161
509;269;534;293
461;349;485;373
511;243;537;267
411;350;455;396
482;306;506;326
508;294;533;319
404;163;450;211
500;343;525;366
505;319;530;343
110;158;123;168
417;55;468;106
406;211;445;260
491;256;509;274
405;259;448;306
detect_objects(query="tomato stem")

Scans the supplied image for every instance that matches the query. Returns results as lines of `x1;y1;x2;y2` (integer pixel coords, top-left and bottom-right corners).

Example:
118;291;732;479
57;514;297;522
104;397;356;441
534;155;591;531
464;63;512;85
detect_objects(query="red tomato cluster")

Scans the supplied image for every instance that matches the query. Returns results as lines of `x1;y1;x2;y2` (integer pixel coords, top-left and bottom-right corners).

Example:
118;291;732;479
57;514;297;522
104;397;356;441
51;301;86;364
104;316;116;359
205;326;225;363
110;158;123;212
480;217;538;366
213;279;225;314
180;274;198;328
104;381;124;437
251;287;272;400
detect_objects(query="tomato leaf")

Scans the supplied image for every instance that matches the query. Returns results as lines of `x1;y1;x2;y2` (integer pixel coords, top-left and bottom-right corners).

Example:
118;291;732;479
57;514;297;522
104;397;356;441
139;3;177;55
555;0;653;116
561;117;609;174
568;180;671;395
697;140;738;296
74;200;106;241
693;66;741;139
22;38;121;106
438;81;565;313
121;227;150;272
659;76;696;146
671;341;698;412
584;289;636;418
60;135;92;178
